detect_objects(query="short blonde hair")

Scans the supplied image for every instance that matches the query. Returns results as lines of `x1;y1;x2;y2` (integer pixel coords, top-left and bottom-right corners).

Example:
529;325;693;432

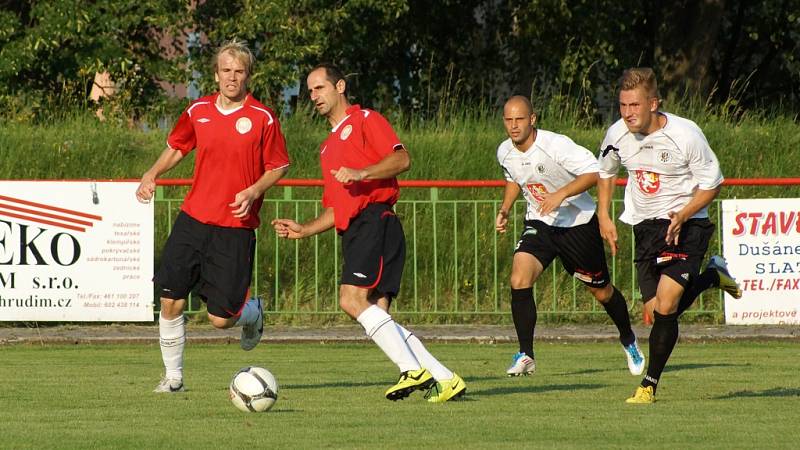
213;39;255;75
619;67;659;98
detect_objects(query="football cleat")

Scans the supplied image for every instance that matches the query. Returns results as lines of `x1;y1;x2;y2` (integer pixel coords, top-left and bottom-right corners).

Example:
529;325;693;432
425;373;467;403
707;255;742;299
385;368;435;401
625;385;656;404
153;377;185;393
623;339;646;375
240;297;264;351
506;352;536;377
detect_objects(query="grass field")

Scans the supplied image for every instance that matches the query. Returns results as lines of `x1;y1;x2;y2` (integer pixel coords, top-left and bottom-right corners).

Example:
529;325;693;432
1;341;798;449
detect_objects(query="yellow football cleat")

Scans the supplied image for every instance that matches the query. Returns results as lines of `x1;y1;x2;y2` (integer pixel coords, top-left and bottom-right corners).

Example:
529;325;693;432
425;373;467;403
385;368;435;401
707;255;743;299
625;385;656;404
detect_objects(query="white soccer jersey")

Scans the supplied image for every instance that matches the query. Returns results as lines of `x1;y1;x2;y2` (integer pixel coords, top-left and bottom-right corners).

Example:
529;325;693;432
497;129;598;227
598;112;724;225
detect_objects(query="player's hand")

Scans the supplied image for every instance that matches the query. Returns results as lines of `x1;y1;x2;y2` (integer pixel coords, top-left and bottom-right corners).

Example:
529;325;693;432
271;218;304;239
136;174;156;203
230;187;258;219
538;191;567;216
330;167;365;184
496;210;509;233
598;216;619;256
665;210;685;245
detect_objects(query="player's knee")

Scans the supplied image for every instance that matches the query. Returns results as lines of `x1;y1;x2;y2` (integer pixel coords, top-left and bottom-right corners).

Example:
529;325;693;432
208;314;234;329
590;284;613;303
509;274;533;289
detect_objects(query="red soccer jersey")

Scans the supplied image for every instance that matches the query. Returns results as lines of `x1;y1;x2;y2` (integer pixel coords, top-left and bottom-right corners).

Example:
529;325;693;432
167;93;290;229
320;105;404;232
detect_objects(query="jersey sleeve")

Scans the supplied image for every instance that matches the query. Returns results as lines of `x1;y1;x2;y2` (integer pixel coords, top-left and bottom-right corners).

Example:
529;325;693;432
166;109;196;155
685;130;724;190
262;115;290;171
555;136;599;176
597;127;622;179
363;111;405;157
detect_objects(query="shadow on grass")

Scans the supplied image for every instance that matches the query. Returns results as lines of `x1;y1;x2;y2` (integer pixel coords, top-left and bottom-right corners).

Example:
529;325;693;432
712;387;800;399
285;380;386;390
469;383;605;397
664;362;747;373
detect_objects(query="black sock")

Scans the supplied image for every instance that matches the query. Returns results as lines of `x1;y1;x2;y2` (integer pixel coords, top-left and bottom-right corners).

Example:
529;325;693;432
641;311;679;394
677;269;719;315
511;287;536;358
601;287;635;346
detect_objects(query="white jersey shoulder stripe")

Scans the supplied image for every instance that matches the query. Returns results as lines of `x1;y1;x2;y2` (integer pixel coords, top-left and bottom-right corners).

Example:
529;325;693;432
248;105;275;125
186;101;211;117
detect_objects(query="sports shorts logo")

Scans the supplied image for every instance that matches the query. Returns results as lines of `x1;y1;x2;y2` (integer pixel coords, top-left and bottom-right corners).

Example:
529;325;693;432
340;124;353;140
633;170;660;194
236;117;252;134
352;272;367;278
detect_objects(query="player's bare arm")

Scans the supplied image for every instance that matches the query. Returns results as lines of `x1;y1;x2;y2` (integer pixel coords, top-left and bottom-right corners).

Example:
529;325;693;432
331;149;410;183
538;172;599;216
272;207;335;239
230;167;288;218
136;147;184;203
596;176;618;256
665;186;720;245
496;181;521;233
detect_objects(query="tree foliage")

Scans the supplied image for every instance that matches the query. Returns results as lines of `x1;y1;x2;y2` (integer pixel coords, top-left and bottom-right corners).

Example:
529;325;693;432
1;0;798;122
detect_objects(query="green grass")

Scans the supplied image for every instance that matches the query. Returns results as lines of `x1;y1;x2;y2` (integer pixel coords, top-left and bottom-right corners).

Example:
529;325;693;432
1;341;798;449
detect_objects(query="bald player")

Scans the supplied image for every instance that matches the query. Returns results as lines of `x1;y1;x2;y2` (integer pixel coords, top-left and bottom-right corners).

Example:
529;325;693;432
495;95;645;378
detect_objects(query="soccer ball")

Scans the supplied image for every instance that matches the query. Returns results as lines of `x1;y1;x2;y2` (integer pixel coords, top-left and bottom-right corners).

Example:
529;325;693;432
229;366;279;412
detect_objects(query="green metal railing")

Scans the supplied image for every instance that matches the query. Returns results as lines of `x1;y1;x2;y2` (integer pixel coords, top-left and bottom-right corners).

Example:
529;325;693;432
152;179;747;322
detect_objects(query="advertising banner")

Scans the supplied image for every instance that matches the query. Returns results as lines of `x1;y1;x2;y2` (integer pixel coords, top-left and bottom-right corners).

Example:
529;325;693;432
0;181;153;321
722;198;800;324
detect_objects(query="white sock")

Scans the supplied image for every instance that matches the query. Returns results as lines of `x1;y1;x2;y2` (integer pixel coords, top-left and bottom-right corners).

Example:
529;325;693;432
395;324;454;381
235;298;260;328
159;314;185;380
356;305;420;372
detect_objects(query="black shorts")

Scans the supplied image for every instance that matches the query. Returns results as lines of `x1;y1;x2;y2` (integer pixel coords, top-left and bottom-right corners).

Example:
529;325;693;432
154;211;256;318
340;203;405;300
633;218;715;301
514;215;610;287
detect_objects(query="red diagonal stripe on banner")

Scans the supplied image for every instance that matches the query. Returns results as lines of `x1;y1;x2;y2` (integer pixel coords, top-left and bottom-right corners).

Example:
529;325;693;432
0;194;102;221
0;202;95;227
0;210;86;232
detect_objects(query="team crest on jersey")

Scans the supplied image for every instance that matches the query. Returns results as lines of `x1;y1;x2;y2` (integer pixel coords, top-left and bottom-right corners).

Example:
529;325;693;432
235;117;252;134
340;124;353;140
659;151;671;163
633;170;660;194
525;183;548;202
536;163;546;175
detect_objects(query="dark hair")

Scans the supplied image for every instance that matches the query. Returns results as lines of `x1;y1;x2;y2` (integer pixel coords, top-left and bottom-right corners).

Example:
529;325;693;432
310;63;348;95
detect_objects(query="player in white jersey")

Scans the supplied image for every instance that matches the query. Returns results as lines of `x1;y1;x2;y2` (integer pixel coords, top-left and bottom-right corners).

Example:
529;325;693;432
495;96;645;378
597;68;742;404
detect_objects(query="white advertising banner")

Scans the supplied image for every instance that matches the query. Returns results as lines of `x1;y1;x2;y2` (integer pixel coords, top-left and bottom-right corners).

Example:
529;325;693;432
0;181;153;321
722;198;800;324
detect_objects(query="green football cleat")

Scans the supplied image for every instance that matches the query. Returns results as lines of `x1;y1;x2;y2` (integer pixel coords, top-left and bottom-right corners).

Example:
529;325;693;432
385;368;435;401
625;385;656;404
425;373;467;403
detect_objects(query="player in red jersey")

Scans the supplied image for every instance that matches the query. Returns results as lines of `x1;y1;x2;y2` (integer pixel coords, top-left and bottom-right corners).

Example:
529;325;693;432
136;40;289;393
272;64;465;403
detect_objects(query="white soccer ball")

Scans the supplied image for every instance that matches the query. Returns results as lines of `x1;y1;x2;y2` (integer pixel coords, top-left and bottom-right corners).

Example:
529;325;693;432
229;366;279;412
